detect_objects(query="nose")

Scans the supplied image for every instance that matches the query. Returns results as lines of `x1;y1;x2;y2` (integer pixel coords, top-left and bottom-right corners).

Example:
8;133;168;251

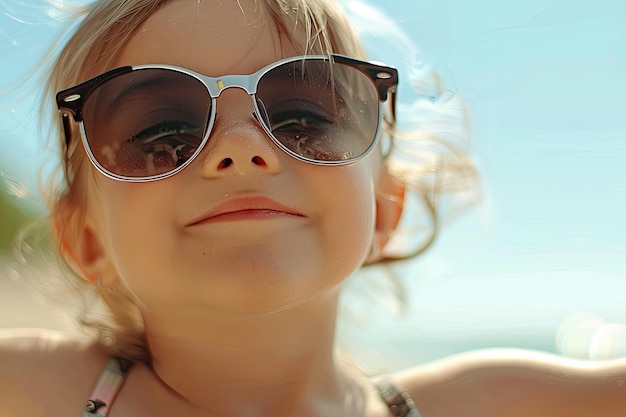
200;91;281;179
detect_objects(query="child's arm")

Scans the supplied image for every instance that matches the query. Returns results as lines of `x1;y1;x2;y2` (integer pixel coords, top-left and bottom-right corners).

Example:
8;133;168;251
0;329;106;417
393;348;626;417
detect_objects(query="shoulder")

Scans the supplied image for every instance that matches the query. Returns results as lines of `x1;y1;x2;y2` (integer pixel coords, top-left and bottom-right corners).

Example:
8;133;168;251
0;328;109;417
390;348;626;417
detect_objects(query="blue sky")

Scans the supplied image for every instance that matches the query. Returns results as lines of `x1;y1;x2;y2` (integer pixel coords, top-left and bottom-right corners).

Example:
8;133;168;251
1;0;625;367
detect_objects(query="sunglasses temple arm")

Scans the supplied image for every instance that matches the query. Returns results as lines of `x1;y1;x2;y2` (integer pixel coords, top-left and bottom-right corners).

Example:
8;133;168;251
61;112;73;149
390;90;398;125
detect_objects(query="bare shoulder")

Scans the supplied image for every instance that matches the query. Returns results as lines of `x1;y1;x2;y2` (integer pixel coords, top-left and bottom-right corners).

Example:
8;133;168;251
0;328;109;417
391;348;626;417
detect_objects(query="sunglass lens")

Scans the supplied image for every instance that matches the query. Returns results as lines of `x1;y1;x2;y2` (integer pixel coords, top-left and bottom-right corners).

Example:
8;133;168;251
82;69;211;178
256;59;380;162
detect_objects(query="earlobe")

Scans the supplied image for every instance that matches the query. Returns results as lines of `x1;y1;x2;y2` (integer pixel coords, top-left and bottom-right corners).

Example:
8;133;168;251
55;207;114;286
368;167;405;264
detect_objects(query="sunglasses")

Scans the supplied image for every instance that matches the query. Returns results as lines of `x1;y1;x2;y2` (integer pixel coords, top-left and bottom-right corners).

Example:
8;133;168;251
57;54;398;182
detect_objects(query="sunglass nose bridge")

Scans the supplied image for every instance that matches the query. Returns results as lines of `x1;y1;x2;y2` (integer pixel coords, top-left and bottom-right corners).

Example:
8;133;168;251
253;98;271;128
207;74;258;97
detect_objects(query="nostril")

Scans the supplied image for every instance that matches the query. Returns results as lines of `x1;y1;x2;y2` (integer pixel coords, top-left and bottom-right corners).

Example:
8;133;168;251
218;158;233;169
251;156;267;166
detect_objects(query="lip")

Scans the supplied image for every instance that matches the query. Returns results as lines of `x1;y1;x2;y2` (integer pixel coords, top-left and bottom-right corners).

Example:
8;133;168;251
186;197;305;226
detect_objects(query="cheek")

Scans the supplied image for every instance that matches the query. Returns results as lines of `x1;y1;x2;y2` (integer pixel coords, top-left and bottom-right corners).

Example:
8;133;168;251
314;164;377;267
95;180;179;290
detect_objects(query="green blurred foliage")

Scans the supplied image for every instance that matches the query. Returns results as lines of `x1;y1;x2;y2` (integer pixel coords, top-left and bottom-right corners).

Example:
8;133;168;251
0;187;33;251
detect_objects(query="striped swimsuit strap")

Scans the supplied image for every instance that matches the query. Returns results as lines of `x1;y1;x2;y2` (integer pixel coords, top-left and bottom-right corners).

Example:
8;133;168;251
83;358;424;417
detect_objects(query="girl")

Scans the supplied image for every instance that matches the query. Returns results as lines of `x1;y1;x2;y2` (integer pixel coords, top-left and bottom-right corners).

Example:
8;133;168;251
1;0;625;416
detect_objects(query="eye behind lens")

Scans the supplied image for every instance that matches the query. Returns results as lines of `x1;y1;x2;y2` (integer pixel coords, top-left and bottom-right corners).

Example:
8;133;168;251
82;68;212;178
256;59;380;162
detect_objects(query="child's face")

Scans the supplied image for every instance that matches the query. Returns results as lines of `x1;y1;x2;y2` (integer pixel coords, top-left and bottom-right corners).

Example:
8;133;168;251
81;0;381;316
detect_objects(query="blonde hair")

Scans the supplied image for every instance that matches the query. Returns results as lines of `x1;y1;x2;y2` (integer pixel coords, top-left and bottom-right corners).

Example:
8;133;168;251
39;0;474;363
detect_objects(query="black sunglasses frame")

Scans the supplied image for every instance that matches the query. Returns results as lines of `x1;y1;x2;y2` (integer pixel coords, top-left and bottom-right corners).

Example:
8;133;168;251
56;54;398;181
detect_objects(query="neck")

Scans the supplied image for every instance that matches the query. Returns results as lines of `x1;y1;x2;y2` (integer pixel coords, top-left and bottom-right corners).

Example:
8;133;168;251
143;288;362;417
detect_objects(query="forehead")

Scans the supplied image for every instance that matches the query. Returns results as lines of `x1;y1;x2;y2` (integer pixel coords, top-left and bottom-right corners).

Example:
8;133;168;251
113;0;299;75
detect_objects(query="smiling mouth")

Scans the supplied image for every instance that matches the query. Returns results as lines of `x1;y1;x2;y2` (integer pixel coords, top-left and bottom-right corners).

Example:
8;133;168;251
200;209;301;223
186;197;305;226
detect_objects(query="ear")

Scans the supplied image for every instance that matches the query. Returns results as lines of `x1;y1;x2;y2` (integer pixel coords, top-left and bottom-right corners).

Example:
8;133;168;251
54;203;116;287
368;165;405;263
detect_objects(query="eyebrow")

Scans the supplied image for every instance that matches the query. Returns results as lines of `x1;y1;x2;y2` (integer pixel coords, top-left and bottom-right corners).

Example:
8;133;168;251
105;73;176;111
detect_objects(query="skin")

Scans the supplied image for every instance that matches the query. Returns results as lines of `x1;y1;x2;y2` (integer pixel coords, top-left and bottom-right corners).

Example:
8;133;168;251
0;1;625;417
